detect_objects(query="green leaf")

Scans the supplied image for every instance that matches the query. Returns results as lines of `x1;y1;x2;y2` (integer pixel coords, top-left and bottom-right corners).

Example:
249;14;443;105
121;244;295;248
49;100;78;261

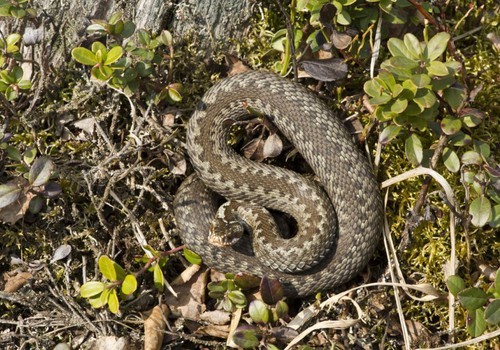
427;61;450;76
443;85;466;111
336;9;351;25
153;263;164;291
364;79;384;97
121;274;137;295
121;21;136;38
232;326;261;348
489;205;500;228
6;33;21;47
369;93;392;106
228;290;247;308
403;33;422;60
104;46;123;65
249;300;270;323
387;56;419;70
159;30;173;46
473;140;490;158
467;307;487;337
469;196;492;227
405;134;423;166
444;61;461;74
449;131;472;147
431;75;455;91
442;148;460;173
379;124;402;145
167;84;183;103
71;47;98;66
88;288;109;308
378;70;396;90
0;183;22;209
12;66;23;82
485;299;500;325
108;11;123;25
413;88;437;109
138;29;151;46
23;147;37;164
461;108;484;128
411;74;431;88
389;98;408;113
28;156;54;186
18;80;31;90
459;287;489;311
461;151;482;165
107;289;120;314
98;255;127;282
6;146;21;162
80;281;105;298
183;248;202;265
388;37;411;58
426;32;450;61
446;275;466;297
275;300;289;319
440;117;462;135
91;41;107;61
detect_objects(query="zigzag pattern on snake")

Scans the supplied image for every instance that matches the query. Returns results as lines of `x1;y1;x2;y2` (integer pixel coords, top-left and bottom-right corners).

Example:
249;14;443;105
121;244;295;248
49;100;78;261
173;70;383;297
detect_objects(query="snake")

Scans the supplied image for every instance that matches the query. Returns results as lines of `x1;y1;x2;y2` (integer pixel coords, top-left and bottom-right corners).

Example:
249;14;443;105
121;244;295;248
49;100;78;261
173;70;383;297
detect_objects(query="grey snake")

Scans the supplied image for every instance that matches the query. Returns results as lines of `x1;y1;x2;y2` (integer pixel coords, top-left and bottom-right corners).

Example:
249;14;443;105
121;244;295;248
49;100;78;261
173;70;383;297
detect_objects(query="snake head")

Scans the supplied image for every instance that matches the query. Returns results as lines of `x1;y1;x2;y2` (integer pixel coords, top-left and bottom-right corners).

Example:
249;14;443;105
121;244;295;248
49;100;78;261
208;202;245;247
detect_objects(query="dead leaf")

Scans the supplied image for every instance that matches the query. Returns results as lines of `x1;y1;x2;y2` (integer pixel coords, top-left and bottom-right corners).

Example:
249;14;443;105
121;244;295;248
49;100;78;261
165;266;208;320
74;117;96;134
319;3;336;26
301;58;348;82
143;304;170;350
242;138;265;161
262;134;283;159
51;244;72;263
200;310;231;325
3;271;32;293
0;177;33;225
331;30;352;50
172;263;201;285
225;54;251;76
91;336;129;350
196;324;230;339
171;158;186;175
162;113;176;127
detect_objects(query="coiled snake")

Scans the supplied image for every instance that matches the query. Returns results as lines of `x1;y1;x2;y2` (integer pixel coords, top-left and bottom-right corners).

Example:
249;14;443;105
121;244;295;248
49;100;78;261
174;71;383;297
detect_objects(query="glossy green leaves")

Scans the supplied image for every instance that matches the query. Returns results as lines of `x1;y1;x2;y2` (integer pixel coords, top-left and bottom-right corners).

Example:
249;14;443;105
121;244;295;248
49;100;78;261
80;255;138;315
447;270;500;337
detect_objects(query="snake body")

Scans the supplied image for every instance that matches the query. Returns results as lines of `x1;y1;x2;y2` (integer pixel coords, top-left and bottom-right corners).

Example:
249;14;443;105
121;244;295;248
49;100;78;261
174;71;383;297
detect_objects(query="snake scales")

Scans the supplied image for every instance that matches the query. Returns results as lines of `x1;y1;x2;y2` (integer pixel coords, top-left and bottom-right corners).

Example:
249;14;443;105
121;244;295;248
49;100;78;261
173;70;383;297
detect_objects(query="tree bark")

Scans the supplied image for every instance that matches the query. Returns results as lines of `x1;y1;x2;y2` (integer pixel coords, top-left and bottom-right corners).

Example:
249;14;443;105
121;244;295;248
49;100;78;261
1;0;253;70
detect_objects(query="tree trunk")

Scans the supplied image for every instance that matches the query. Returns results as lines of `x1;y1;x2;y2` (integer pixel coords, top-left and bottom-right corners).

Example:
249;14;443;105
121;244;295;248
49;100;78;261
1;0;253;70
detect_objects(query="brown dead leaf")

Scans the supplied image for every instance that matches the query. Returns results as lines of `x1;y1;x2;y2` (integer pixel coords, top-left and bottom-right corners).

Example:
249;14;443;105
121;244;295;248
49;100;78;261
3;271;32;293
225;54;251;76
162;113;176;127
143;304;170;350
195;324;230;339
200;310;231;325
243;138;266;161
165;265;208;320
92;336;129;350
0;177;33;225
406;319;437;347
331;30;352;50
